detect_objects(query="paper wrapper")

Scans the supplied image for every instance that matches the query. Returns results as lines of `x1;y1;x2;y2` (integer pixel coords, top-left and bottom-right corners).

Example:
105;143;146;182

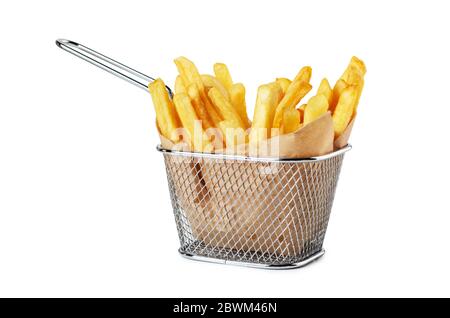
159;112;341;157
334;117;355;150
160;112;351;257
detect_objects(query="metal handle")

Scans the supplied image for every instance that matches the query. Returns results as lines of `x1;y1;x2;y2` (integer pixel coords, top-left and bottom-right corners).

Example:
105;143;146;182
55;39;172;97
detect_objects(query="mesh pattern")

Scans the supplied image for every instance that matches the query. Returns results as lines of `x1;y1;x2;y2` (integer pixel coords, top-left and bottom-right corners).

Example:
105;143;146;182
161;152;345;266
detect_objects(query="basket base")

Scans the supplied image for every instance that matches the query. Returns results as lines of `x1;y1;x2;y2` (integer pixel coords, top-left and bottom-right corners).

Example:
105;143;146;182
178;248;325;270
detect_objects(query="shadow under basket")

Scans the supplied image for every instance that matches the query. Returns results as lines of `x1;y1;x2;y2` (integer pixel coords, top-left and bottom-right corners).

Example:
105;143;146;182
157;145;351;269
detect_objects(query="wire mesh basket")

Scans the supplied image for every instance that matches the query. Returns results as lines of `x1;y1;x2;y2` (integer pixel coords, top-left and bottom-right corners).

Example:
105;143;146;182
158;145;351;269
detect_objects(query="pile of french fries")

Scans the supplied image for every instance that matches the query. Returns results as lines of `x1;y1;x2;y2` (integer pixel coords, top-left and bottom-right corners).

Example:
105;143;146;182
149;56;366;154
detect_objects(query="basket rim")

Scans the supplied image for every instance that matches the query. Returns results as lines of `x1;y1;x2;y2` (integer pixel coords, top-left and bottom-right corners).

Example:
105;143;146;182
156;144;351;163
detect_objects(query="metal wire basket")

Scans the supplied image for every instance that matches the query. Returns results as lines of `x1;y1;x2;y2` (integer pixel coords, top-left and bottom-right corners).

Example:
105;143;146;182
158;145;351;269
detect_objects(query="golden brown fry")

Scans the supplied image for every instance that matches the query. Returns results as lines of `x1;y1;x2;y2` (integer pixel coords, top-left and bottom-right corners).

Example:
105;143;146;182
346;65;364;85
282;108;301;134
208;87;244;130
293;66;312;83
230;83;250;128
174;75;186;94
213;63;233;92
332;85;358;137
148;79;181;142
304;94;329;125
271;82;284;103
276;78;292;95
330;79;348;112
345;66;365;112
338;56;366;112
174;57;204;91
218;120;247;148
174;56;222;126
272;80;312;131
186;83;213;129
173;93;212;152
317;78;333;105
341;56;366;81
204;100;223;126
249;83;282;146
201;74;230;100
272;69;311;133
297;104;306;123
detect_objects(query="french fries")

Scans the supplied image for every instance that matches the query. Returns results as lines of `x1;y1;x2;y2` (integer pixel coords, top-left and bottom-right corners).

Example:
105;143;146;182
174;57;204;92
293;66;312;83
297;104;306;123
344;65;365;112
330;79;348;112
201;74;230;100
174;75;186;94
330;56;366;138
317;78;333;105
219;120;247;148
331;56;366;112
208;87;245;131
204;99;223;127
186;83;213;129
270;67;312;134
230;83;250;128
214;63;233;92
212;63;252;128
276;78;292;95
304;94;329;125
282;108;301;134
149;55;365;154
341;56;367;81
272;80;312;132
148;79;181;142
332;85;358;137
249;83;282;146
174;56;222;127
173;93;212;152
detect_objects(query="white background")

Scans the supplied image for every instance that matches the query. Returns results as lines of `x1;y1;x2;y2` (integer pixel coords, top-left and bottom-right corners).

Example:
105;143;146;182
1;0;449;297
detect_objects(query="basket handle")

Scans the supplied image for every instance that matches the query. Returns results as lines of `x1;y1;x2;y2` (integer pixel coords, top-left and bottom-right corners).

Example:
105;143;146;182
55;39;173;97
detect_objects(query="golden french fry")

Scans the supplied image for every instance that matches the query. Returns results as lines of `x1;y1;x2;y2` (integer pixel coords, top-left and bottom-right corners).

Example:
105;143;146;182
276;78;292;95
345;65;364;85
148;79;181;142
249;83;282;145
272;80;312;131
174;57;222;126
353;86;364;113
174;75;186;94
203;126;225;150
345;66;365;112
173;93;212;152
186;83;213;129
208;87;244;129
174;57;204;91
332;85;358;137
341;56;366;81
201;74;230;100
330;79;348;112
272;81;284;103
297;104;306;123
230;83;250;128
218;120;247;148
317;78;332;105
338;56;366;112
213;63;233;92
304;94;329;125
293;66;312;83
204;100;223;126
282;108;301;134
